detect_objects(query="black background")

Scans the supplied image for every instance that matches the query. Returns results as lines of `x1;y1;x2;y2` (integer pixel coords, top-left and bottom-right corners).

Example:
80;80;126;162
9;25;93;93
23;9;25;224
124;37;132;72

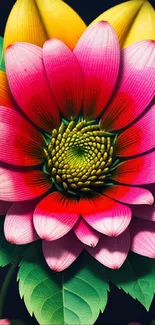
0;1;155;324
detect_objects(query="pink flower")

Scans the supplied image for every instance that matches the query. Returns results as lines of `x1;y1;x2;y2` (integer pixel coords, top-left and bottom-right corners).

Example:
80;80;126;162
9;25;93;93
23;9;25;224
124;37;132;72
1;21;155;271
0;320;10;325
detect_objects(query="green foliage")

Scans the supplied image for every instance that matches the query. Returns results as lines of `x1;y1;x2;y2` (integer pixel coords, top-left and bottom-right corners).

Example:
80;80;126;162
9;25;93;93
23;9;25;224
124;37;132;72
0;218;27;267
0;37;5;71
18;243;109;325
109;252;155;311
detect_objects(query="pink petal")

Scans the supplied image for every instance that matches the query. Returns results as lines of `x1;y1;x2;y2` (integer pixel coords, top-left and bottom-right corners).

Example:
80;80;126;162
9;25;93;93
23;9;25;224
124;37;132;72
74;218;100;247
43;39;83;118
87;229;130;269
4;200;39;244
33;192;79;241
117;105;155;157
130;218;155;258
42;231;83;271
74;21;120;118
0;167;51;201
5;43;60;133
0;201;12;215
104;185;154;205
0;106;44;166
80;195;132;237
112;151;155;185
131;203;155;221
0;320;10;325
102;40;155;131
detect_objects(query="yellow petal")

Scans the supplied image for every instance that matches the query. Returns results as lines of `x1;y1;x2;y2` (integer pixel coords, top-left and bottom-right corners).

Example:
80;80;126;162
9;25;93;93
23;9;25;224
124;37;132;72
4;0;86;51
123;1;155;47
0;71;15;108
35;0;86;50
90;0;144;47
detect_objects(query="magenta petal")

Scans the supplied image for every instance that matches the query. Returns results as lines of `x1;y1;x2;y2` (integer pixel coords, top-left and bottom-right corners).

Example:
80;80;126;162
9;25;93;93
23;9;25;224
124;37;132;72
102;40;155;131
43;39;83;118
74;218;100;247
0;167;51;201
131;204;155;221
117;105;155;157
87;229;130;269
42;231;83;271
130;218;155;258
0;320;10;325
0;106;44;166
4;201;39;244
112;151;155;185
74;21;120;118
33;192;79;241
80;195;131;237
5;42;60;132
104;185;154;205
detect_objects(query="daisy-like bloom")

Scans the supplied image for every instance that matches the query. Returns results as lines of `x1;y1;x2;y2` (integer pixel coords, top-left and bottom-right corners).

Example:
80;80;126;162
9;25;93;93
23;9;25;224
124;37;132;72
1;21;155;272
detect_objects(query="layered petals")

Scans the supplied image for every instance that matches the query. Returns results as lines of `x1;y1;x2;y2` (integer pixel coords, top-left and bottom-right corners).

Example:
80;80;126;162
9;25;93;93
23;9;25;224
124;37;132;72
112;151;155;185
101;40;155;131
74;218;100;247
74;21;120;118
0;167;51;202
4;0;86;50
91;0;144;47
80;195;132;237
117;105;155;157
42;231;83;272
43;39;83;118
0;107;44;166
33;192;79;241
5;42;60;133
0;71;15;109
87;229;130;269
130;218;155;258
104;185;154;205
4;201;39;244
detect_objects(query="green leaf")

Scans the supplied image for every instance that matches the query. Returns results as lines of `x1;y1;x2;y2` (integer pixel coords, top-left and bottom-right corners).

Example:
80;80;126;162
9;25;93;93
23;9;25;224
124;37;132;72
0;218;28;267
109;252;155;311
0;37;5;71
18;243;109;325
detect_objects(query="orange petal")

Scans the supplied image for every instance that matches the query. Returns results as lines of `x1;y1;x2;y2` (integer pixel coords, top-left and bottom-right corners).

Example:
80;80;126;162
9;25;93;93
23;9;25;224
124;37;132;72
0;71;15;108
90;0;144;47
4;0;86;51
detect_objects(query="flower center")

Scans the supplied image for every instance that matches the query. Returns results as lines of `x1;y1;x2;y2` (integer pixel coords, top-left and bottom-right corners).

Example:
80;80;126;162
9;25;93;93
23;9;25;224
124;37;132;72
44;120;116;196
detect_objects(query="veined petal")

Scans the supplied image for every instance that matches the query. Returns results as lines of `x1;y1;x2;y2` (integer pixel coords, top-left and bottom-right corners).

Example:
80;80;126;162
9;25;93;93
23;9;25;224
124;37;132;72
101;41;155;131
0;71;15;109
130;218;155;258
104;185;154;205
4;201;39;244
0;167;51;202
0;201;12;216
4;0;86;51
123;1;155;48
74;21;120;118
43;231;83;272
74;218;100;247
90;0;144;47
80;195;131;237
33;192;79;241
117;105;155;157
0;106;44;166
87;229;130;269
5;42;60;133
112;151;155;185
43;39;83;118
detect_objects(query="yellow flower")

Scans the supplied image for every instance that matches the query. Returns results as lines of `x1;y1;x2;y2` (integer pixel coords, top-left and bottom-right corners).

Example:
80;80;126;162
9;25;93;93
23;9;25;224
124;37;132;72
91;0;155;48
4;0;86;51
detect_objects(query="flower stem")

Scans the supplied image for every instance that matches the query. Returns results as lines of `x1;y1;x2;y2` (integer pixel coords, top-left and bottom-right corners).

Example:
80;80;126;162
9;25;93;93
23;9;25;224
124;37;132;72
0;264;17;318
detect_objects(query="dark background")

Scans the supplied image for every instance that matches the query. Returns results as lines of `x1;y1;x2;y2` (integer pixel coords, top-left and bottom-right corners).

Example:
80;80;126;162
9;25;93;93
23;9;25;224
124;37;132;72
0;0;155;324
